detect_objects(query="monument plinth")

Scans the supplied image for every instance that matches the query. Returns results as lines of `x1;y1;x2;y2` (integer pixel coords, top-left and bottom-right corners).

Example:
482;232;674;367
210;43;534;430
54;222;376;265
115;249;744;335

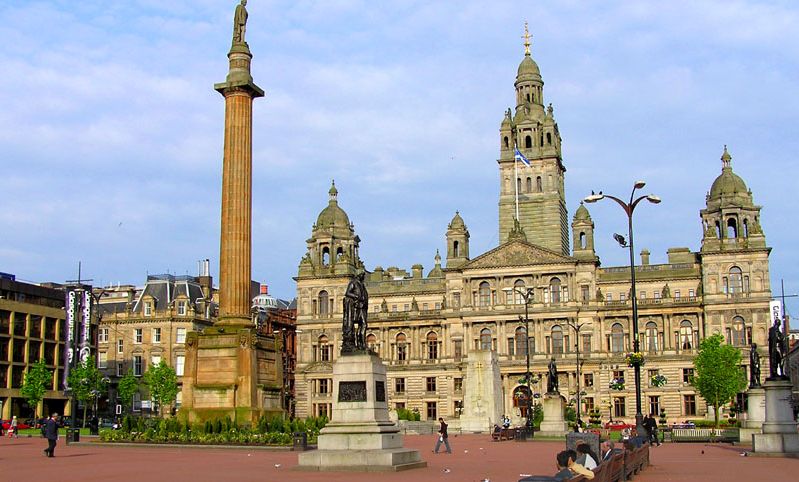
539;392;568;436
180;2;282;424
753;379;799;454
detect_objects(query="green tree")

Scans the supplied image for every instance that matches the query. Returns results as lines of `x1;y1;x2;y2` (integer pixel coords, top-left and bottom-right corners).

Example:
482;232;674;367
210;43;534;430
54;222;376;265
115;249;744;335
67;356;108;427
116;369;139;414
143;361;178;417
691;334;747;428
21;360;52;418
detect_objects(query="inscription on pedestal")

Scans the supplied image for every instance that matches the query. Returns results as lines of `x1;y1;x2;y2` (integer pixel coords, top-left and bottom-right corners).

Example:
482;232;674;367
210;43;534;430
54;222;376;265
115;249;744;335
338;381;367;402
376;381;386;402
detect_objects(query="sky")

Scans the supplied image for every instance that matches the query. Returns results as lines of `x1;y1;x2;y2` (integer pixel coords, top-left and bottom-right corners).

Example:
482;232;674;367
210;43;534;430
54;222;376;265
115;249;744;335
1;1;797;315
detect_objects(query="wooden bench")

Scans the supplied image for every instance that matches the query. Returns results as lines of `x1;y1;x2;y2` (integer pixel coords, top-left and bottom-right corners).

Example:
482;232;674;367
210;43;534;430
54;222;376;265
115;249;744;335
491;427;516;441
671;428;739;443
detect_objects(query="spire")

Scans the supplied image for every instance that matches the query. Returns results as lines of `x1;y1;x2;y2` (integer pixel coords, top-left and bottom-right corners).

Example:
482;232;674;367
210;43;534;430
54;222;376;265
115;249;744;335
329;180;338;202
721;145;732;169
522;21;531;56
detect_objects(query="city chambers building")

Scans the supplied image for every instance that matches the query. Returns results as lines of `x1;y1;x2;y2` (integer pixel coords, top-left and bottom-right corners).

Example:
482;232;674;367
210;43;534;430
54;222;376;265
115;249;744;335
293;38;773;426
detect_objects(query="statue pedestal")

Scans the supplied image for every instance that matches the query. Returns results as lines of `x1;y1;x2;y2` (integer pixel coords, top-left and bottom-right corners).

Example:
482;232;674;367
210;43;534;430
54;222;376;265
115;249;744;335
740;387;766;443
296;352;425;472
459;350;503;433
753;379;799;455
539;393;568;436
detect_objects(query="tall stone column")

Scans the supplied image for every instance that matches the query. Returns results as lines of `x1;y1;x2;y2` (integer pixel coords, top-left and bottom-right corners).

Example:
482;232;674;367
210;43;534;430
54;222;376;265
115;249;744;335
214;42;264;326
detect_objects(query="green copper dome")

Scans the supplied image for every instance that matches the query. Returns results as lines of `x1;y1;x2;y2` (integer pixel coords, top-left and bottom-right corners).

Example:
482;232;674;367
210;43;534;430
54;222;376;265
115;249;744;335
316;181;351;228
708;147;749;199
517;54;540;77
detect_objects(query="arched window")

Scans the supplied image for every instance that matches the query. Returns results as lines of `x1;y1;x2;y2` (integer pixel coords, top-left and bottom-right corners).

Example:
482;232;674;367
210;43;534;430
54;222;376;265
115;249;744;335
513;385;532;417
427;331;439;359
715;221;721;239
727;218;738;239
645;321;659;352
479;282;491;307
680;320;693;350
579;232;586;249
480;328;492;351
318;290;329;316
453;240;460;257
322;247;330;266
527;93;531;102
515;326;528;356
513;280;526;305
727;316;747;346
503;136;509;149
517;177;522;193
729;266;743;294
396;332;407;361
536;176;542;192
336;247;344;261
525;135;532;149
551;325;564;354
549;277;562;303
318;335;330;362
367;333;377;352
743;219;749;237
546;132;552;145
611;323;624;353
526;177;532;192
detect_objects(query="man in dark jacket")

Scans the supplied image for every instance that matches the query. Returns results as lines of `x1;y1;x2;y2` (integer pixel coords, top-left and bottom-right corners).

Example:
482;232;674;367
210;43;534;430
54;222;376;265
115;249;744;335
43;413;59;457
434;417;452;454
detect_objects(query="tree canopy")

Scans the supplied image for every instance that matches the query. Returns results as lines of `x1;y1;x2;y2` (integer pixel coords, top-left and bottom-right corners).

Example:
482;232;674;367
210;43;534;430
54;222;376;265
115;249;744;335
143;361;178;417
67;356;108;426
20;360;52;417
116;369;139;414
692;334;747;427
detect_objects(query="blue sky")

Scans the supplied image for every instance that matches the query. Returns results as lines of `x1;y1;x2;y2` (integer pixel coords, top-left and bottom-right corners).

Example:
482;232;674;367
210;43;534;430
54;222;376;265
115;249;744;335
1;1;798;315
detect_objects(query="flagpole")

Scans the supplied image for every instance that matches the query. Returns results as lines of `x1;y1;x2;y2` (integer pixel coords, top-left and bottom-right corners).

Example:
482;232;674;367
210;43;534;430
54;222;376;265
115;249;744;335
514;145;520;222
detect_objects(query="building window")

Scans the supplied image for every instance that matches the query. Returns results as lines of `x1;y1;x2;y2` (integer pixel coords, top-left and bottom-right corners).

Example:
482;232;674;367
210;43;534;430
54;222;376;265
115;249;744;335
478;282;491;307
391;305;397;312
515;327;528;356
582;334;591;353
649;396;660;416
426;376;437;392
682;368;694;384
134;328;143;344
479;328;492;351
513;280;526;305
684;394;696;416
653;291;660;300
395;402;405;410
175;355;185;376
404;304;410;312
614;397;626;417
395;377;405;394
581;285;590;302
99;328;109;344
454;378;463;392
427;331;439;359
454;339;462;359
613;369;625;383
729;266;743;294
549;277;562;303
727;316;746;346
645;322;658;352
679;320;693;349
116;363;124;377
639;291;646;299
316;403;330;418
98;351;108;369
426;401;437;420
133;393;142;412
144;302;152;317
133;355;143;376
367;333;377;352
152;328;161;344
318;290;329;315
117;339;124;354
318;379;330;394
584;373;594;387
583;397;595;414
319;335;330;362
176;328;186;344
151;354;161;367
422;303;429;311
551;325;564;354
396;333;407;361
619;293;625;302
611;323;624;353
177;301;187;316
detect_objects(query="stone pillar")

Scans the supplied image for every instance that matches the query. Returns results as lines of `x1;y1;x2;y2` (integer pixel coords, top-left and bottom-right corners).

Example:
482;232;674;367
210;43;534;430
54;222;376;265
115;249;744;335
215;42;265;326
539;392;568;436
460;350;503;433
753;379;799;454
744;387;766;429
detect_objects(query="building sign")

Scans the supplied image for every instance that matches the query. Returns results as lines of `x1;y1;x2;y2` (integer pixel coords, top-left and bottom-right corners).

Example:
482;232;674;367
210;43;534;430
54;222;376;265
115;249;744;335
769;299;783;324
63;285;93;391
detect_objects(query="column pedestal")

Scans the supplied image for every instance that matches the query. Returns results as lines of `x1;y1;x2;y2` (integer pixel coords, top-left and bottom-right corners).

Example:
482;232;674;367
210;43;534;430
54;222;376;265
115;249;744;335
753;379;799;455
539;393;568;436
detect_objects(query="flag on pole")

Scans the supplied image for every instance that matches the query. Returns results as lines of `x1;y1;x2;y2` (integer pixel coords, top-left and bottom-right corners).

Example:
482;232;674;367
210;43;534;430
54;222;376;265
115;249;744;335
514;147;531;167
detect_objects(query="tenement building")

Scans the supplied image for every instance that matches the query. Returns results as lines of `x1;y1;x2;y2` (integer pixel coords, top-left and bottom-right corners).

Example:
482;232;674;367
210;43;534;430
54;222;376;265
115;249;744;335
293;37;773;425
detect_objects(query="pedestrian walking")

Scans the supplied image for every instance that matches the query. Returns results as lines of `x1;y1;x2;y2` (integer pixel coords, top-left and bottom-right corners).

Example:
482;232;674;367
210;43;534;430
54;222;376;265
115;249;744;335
434;417;452;454
10;416;18;438
43;413;59;458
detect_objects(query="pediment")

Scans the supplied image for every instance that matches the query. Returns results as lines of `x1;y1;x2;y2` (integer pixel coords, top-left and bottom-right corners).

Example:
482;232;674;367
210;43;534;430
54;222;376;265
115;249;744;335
463;240;575;270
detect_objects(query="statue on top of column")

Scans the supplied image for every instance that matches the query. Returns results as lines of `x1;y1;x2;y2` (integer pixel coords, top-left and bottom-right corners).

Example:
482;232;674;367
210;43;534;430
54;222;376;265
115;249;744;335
342;272;369;353
232;0;249;44
767;317;788;380
546;357;559;394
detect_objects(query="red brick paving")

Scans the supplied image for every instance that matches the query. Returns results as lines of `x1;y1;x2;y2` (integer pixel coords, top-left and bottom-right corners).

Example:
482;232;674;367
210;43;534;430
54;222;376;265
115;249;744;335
1;433;797;482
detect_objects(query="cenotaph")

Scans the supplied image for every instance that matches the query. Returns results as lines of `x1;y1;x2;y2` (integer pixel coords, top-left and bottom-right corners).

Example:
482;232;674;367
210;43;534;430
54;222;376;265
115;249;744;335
459;350;503;433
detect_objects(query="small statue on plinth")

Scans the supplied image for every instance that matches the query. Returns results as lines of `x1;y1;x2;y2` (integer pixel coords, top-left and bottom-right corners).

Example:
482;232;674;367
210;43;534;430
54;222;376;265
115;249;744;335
767;317;788;380
232;0;248;44
342;272;368;353
547;357;559;393
749;343;761;388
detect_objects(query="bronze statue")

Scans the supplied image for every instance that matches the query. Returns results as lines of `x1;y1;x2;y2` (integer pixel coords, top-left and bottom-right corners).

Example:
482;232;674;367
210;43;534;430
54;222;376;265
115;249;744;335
233;0;248;44
342;272;368;353
749;343;761;388
767;317;788;380
547;357;559;393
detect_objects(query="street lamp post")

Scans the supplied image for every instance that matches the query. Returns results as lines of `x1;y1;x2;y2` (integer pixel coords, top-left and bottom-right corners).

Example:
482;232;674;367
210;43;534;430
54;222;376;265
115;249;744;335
515;287;535;436
585;181;660;436
565;320;586;427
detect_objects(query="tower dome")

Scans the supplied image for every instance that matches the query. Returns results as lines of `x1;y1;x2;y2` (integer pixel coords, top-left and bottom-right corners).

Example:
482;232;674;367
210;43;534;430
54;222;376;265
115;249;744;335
708;146;749;200
574;202;591;221
315;180;351;228
448;211;466;230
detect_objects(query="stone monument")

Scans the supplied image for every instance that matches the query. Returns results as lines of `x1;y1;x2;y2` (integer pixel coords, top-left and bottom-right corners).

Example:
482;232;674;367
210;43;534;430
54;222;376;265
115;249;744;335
742;344;765;441
539;357;568;436
753;318;799;455
459;350;503;433
297;274;425;471
179;2;283;424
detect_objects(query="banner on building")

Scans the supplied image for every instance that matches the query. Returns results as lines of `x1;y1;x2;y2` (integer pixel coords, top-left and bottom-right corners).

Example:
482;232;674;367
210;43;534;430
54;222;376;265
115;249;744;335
63;289;78;391
769;299;783;324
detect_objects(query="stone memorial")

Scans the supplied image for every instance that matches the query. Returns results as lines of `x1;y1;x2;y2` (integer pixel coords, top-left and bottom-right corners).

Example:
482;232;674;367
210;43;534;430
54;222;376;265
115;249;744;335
538;358;568;436
460;350;503;433
297;274;425;471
